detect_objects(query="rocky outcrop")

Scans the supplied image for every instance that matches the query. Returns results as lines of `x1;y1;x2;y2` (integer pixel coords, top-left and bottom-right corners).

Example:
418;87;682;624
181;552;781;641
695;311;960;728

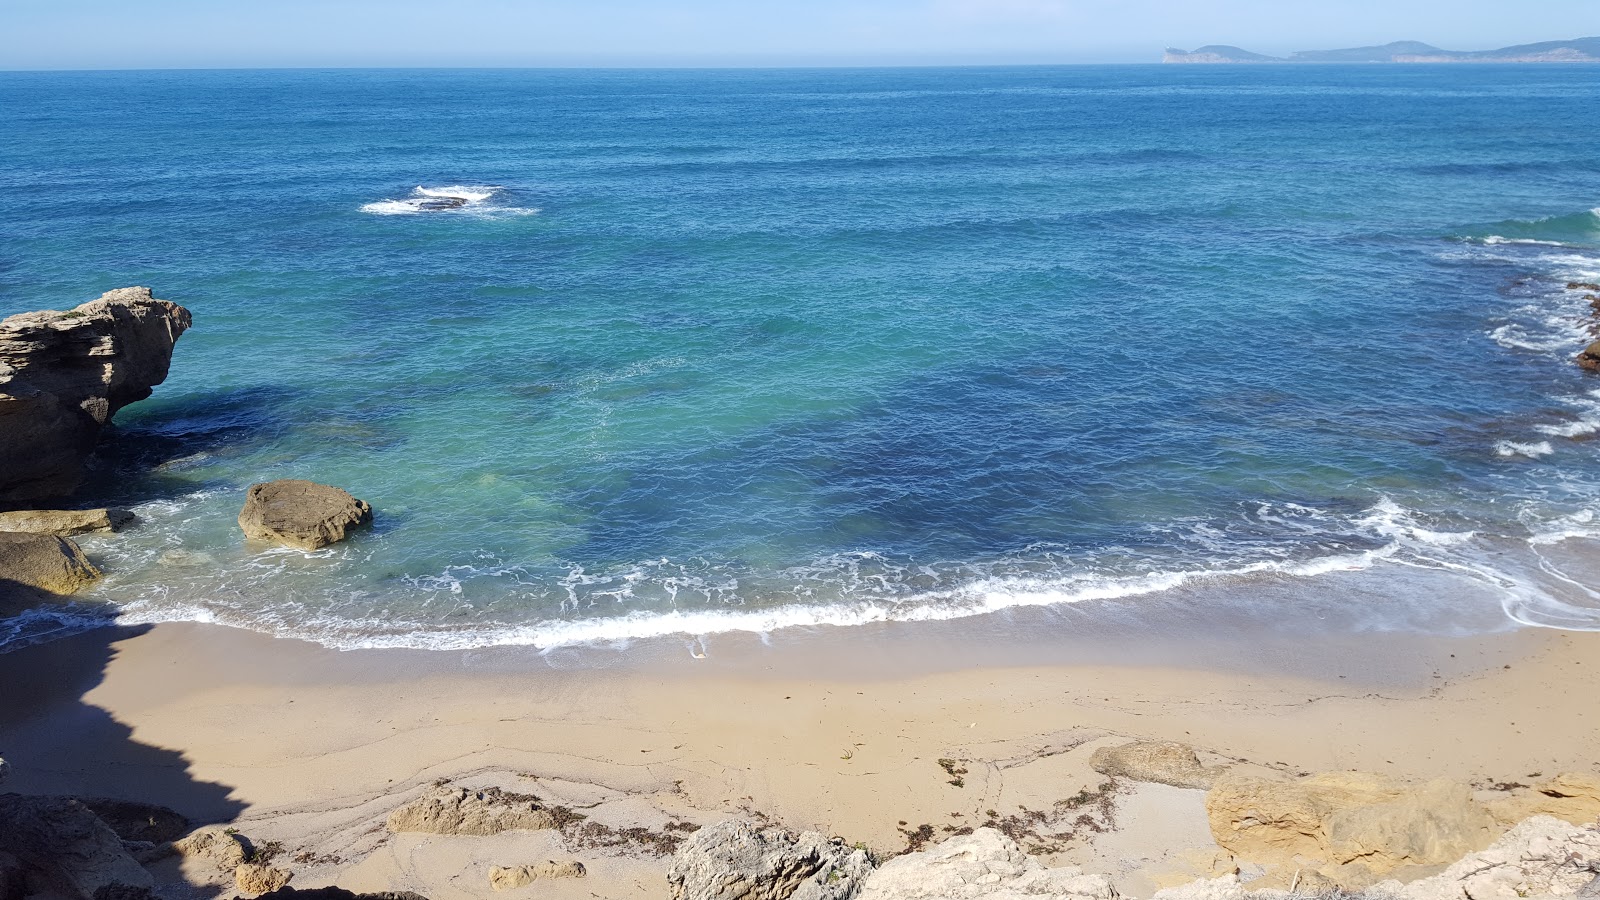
174;827;251;871
667;819;876;900
0;508;134;537
1376;816;1600;900
238;480;372;550
386;786;556;836
1090;741;1223;790
236;864;293;895
1486;773;1600;827
0;794;155;900
1579;341;1600;373
74;797;189;844
1206;772;1497;885
0;531;101;601
856;828;1116;900
489;861;586;890
0;287;191;503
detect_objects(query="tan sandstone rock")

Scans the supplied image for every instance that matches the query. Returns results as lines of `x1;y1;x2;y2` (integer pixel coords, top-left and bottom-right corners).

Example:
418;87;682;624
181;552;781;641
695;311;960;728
0;531;101;600
235;863;293;894
0;794;154;900
0;287;191;503
238;480;372;550
0;508;134;537
175;827;251;871
855;827;1115;900
489;861;587;891
1090;740;1225;790
386;785;556;836
1487;773;1600;827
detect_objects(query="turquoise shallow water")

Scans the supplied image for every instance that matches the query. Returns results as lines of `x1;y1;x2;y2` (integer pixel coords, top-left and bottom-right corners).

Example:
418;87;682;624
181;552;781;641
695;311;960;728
2;65;1600;650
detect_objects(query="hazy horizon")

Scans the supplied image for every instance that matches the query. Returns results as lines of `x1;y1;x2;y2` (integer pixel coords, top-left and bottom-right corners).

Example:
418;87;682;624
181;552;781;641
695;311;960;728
5;0;1598;70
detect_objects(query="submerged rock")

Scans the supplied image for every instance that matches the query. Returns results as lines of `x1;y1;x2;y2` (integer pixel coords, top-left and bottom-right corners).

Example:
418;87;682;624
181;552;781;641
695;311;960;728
857;828;1115;900
0;531;101;601
0;508;134;537
489;860;586;890
1090;740;1223;790
385;785;556;836
666;818;875;900
238;480;372;550
0;794;155;900
0;287;191;503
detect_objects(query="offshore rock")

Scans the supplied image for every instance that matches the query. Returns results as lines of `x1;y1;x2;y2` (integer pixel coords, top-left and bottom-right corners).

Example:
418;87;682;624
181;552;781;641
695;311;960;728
0;531;101;602
488;861;587;890
1579;340;1600;372
667;819;876;900
385;786;556;836
1090;741;1222;790
0;287;191;503
0;508;134;537
856;828;1116;900
0;794;155;900
238;480;372;550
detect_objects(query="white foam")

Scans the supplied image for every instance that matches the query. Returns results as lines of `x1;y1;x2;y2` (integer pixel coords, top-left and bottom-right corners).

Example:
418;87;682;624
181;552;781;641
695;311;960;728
361;185;539;217
1495;440;1555;459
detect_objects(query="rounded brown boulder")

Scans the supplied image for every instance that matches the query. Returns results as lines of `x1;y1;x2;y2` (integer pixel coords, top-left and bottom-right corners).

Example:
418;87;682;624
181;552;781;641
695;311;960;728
238;480;372;550
0;531;102;601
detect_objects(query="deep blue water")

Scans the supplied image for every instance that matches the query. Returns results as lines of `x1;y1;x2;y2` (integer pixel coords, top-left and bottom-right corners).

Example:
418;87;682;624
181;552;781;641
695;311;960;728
2;65;1599;650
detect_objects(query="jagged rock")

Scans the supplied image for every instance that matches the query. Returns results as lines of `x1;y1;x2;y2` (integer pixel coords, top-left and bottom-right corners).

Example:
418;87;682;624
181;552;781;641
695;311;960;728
0;794;154;900
1579;341;1600;373
1090;741;1222;790
1206;773;1496;884
238;480;372;550
489;861;587;890
0;287;191;503
174;827;251;871
1379;815;1598;900
0;531;101;599
386;786;556;836
235;864;292;895
1570;282;1600;292
667;819;876;900
856;828;1116;900
238;889;429;900
75;797;189;843
1486;773;1600;827
0;509;134;537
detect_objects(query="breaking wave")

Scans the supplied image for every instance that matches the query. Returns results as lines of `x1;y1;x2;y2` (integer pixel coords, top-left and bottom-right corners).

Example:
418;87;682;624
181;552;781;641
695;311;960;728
361;185;539;217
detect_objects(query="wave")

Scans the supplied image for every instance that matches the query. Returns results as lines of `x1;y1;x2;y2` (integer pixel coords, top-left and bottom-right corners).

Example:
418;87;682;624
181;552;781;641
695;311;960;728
360;185;539;217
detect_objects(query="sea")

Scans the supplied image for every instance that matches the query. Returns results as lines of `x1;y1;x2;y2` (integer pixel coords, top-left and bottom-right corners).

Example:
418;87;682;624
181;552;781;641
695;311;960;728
2;65;1599;653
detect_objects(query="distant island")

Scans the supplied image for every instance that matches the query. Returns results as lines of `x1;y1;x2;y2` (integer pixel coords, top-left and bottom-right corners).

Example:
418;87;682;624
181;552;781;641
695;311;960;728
1163;37;1600;64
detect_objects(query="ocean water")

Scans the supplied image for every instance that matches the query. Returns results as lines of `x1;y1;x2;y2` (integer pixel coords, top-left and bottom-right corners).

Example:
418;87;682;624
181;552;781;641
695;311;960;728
2;65;1599;651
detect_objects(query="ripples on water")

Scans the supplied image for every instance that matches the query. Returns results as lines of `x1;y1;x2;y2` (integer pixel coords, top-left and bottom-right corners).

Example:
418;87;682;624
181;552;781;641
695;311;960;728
1;66;1599;650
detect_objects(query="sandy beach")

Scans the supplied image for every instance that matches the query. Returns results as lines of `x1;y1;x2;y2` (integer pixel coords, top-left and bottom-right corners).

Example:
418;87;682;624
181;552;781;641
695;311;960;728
3;610;1596;899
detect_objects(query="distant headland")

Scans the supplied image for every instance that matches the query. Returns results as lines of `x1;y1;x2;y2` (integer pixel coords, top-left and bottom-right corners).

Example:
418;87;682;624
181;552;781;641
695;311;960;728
1163;37;1600;64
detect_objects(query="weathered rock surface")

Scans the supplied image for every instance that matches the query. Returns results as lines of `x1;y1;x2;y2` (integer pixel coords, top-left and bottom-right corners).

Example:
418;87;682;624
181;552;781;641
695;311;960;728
0;531;101;600
0;287;191;503
0;793;154;900
386;786;556;836
236;889;430;900
1206;772;1497;885
74;797;189;844
1580;341;1600;373
667;819;876;900
0;508;134;537
489;860;587;890
856;828;1116;900
174;827;251;871
238;480;372;550
236;864;293;895
1090;741;1222;790
1486;773;1600;827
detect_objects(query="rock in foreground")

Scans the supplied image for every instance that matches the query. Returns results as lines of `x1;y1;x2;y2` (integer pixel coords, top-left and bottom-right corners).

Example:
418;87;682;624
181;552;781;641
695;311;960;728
0;287;191;503
0;794;154;900
238;480;372;550
0;508;134;537
386;785;556;836
857;827;1115;900
0;531;101;601
667;819;875;900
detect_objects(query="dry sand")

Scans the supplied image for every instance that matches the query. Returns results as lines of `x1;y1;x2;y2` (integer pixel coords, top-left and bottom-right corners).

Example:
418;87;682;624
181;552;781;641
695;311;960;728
1;613;1597;899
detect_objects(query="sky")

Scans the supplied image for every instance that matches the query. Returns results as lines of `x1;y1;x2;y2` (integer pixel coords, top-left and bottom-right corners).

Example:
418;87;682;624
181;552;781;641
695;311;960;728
4;0;1599;69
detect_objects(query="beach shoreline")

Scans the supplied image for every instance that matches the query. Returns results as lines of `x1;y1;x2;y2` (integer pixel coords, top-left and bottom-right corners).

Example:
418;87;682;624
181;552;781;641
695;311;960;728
3;615;1595;898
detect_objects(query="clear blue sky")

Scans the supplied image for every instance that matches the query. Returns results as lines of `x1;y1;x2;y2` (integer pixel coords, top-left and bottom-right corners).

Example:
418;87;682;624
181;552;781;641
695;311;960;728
5;0;1598;69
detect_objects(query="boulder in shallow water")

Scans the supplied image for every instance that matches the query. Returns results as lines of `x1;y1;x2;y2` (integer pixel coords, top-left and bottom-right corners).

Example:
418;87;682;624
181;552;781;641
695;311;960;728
856;828;1115;900
238;480;372;550
1578;341;1600;372
0;531;101;600
0;508;134;537
0;287;191;503
666;818;875;900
